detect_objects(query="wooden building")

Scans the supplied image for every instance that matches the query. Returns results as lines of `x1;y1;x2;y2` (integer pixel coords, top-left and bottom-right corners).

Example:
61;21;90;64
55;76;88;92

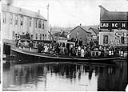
69;25;91;45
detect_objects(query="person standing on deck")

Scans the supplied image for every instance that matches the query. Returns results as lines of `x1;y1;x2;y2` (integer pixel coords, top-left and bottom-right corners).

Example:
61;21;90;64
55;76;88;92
24;41;28;48
37;42;42;53
44;45;49;52
81;47;85;57
69;44;73;56
18;40;22;49
26;32;30;39
84;45;87;57
66;43;70;56
78;46;81;57
29;41;33;51
71;46;76;56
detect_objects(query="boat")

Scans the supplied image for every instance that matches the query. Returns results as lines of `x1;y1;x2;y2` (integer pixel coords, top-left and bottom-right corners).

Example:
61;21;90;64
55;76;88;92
10;45;126;64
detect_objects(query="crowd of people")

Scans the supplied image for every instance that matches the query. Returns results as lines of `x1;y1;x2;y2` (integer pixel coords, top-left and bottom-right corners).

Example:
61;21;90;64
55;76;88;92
52;42;127;57
15;38;127;58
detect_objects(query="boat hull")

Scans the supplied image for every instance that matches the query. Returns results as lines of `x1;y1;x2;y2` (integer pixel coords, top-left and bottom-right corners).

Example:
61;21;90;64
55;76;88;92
9;47;126;64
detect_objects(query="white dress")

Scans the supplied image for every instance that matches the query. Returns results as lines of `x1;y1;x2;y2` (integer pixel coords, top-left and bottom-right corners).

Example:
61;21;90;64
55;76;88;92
44;46;48;52
81;49;85;57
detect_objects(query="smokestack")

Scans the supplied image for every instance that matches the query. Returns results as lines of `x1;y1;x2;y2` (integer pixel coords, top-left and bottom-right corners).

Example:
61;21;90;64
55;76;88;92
6;0;13;6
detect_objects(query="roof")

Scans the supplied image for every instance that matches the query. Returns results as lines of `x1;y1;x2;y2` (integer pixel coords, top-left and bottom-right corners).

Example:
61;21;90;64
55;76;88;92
70;26;91;34
53;31;67;38
99;5;128;21
2;4;47;20
88;27;99;34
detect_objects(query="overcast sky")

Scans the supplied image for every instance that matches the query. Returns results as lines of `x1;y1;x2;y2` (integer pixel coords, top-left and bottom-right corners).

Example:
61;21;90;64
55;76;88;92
2;0;128;27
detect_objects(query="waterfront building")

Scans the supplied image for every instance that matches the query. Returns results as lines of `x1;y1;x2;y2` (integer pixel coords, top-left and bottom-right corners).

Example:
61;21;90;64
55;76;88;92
88;27;99;40
2;4;49;43
69;25;91;45
99;5;128;47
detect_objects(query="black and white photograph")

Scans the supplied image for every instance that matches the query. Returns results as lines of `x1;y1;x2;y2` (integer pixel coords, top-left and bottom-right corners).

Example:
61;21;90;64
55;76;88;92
1;0;128;91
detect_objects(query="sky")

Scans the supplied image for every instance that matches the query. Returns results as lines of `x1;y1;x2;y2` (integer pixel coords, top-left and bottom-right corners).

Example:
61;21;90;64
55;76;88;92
2;0;128;27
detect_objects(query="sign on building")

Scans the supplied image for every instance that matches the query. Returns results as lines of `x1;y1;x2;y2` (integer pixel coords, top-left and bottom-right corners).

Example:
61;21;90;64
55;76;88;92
100;22;128;30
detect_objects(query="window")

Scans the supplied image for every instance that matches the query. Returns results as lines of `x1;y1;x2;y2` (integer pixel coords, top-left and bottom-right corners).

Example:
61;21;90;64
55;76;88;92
40;34;42;40
29;18;32;27
36;34;38;39
10;14;13;24
3;13;6;23
20;15;23;26
103;35;108;44
31;35;33;39
13;31;15;37
38;20;41;28
15;15;18;25
42;21;44;29
43;34;44;40
35;19;38;28
121;36;125;44
3;18;5;23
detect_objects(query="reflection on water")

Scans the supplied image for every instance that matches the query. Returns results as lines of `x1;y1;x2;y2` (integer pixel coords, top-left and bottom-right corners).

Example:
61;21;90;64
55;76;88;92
3;60;127;91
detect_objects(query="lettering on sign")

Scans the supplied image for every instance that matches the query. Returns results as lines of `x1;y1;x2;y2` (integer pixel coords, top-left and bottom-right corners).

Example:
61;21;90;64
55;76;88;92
122;23;126;28
100;23;109;27
112;23;118;28
100;22;128;29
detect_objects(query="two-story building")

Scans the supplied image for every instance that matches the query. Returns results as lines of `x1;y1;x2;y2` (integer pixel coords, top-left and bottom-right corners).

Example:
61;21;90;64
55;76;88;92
2;4;49;43
99;5;128;47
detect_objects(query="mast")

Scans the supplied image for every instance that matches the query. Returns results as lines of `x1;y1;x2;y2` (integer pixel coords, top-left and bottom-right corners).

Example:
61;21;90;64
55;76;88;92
47;4;50;40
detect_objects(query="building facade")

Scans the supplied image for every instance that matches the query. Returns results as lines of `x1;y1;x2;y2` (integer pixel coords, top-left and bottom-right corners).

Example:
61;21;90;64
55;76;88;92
2;4;49;42
69;25;91;45
99;5;128;46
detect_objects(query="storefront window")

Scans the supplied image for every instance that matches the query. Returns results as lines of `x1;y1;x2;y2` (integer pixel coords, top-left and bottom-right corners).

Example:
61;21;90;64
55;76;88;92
103;35;108;44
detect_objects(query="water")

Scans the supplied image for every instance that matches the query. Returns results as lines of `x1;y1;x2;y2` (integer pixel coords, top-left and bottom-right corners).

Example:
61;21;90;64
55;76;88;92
3;60;127;91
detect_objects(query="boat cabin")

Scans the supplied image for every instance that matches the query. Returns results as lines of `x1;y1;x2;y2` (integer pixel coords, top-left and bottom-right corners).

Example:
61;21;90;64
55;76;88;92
57;40;75;47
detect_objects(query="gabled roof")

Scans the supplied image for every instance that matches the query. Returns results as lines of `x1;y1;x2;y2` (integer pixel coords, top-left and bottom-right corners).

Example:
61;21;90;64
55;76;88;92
99;5;128;21
88;27;99;34
70;26;91;34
